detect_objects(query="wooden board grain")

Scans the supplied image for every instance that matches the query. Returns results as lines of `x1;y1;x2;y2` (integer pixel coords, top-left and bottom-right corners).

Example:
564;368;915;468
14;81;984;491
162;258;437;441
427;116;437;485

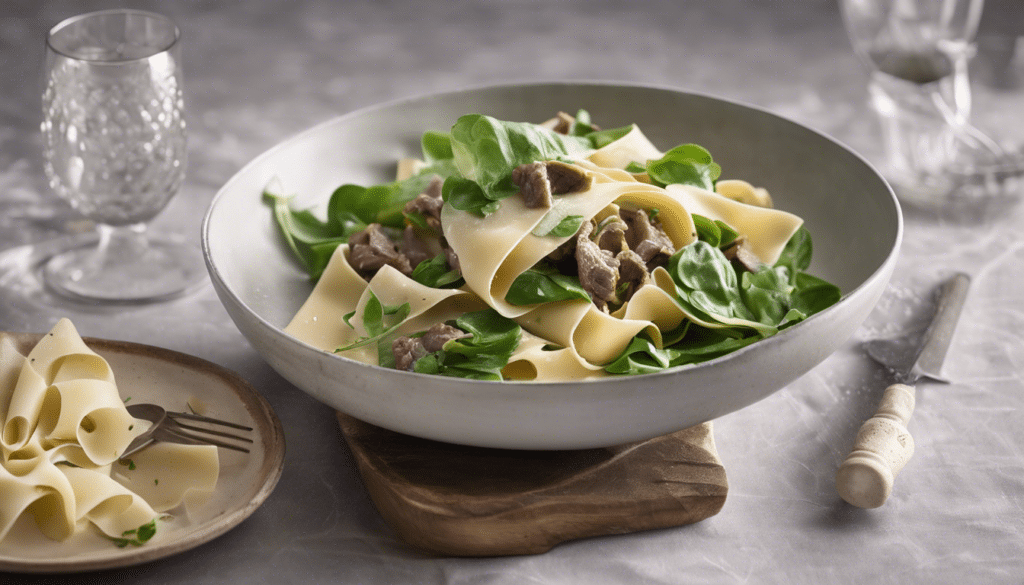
337;413;728;556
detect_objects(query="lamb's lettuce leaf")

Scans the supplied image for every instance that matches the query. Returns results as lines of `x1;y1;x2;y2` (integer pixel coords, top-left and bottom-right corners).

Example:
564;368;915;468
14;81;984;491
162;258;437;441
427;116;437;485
263;141;459;278
692;213;739;248
541;214;585;238
667;240;778;336
604;327;759;375
444;114;592;216
421;131;454;162
335;291;412;353
645;144;722;191
410;253;464;289
585;125;634;148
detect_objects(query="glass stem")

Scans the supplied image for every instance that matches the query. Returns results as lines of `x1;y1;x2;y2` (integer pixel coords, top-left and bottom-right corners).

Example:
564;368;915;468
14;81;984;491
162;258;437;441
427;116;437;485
94;223;151;269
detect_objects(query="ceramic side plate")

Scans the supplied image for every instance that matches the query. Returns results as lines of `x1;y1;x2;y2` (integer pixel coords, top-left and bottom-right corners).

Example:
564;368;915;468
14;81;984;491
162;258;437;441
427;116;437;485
0;333;285;574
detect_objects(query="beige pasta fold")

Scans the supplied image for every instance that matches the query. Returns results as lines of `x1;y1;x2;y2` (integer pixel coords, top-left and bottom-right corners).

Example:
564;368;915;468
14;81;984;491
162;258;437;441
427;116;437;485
586;124;663;170
0;319;221;545
664;183;802;265
281;120;807;381
503;331;608;381
285;247;488;364
285;245;369;355
442;162;696;322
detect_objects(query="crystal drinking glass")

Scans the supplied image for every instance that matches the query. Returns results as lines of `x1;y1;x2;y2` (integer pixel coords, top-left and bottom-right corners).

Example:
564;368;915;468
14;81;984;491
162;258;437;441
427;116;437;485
41;9;204;302
841;0;1022;211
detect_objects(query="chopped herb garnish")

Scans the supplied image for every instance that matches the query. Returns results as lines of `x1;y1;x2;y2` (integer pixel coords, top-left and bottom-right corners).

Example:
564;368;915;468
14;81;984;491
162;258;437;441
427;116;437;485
108;519;158;548
119;458;137;471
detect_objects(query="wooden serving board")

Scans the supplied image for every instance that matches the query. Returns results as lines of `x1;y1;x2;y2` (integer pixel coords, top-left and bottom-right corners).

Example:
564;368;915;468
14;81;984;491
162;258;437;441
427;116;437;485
337;413;728;556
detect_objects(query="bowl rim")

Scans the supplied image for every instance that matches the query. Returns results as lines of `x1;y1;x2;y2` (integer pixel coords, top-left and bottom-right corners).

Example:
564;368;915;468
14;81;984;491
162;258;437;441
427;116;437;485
201;79;903;389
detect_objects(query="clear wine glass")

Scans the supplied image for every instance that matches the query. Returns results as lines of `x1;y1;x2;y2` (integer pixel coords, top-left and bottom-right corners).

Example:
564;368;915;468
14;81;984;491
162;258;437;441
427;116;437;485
840;0;1023;212
41;9;204;303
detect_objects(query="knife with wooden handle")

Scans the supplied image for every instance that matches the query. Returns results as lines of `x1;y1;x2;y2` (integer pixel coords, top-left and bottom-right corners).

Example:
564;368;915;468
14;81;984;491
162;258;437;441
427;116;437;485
836;272;972;508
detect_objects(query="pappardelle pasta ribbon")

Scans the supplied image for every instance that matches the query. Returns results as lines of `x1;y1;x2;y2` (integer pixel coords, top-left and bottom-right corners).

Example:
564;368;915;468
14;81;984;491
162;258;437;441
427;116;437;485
272;110;841;381
0;319;218;545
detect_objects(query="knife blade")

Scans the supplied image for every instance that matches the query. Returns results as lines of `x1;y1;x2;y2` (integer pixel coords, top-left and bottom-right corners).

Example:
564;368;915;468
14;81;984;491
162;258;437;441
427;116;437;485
836;272;971;508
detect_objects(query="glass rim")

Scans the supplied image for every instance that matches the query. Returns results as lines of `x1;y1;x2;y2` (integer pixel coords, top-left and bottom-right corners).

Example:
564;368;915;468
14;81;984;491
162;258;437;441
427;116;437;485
46;9;180;63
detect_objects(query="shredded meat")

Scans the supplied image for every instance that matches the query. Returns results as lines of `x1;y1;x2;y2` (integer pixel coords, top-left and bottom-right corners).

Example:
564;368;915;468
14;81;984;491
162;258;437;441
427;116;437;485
392;336;428;371
348;223;412;277
595;216;628;253
348;177;455;280
391;323;470;371
723;237;764;273
575;221;620;309
549;111;576;134
403;176;444;230
401;225;435;269
511;161;593;209
616;249;649;300
546;161;591;194
421;323;471;352
545;111;601;135
511;162;552;209
619;207;675;269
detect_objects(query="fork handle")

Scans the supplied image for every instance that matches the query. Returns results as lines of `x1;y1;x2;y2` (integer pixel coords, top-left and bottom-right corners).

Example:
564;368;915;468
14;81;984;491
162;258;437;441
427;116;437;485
836;383;916;509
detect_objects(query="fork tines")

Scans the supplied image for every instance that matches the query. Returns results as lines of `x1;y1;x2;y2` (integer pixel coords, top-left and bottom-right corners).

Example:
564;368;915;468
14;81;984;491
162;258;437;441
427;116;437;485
165;411;255;453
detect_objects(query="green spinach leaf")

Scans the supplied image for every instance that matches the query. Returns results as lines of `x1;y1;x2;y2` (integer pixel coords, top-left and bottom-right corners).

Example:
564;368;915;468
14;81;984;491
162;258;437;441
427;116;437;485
410;254;464;288
505;263;591;306
448;114;591;214
541;214;585;237
646;144;722;191
412;310;522;380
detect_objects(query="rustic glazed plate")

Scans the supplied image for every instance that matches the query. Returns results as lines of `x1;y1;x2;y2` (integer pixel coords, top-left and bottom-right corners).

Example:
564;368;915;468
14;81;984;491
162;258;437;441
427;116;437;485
203;81;902;450
0;333;285;574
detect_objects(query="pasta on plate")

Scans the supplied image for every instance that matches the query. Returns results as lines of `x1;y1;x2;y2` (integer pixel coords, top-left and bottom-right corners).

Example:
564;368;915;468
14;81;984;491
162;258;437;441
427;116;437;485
267;111;841;382
0;319;218;546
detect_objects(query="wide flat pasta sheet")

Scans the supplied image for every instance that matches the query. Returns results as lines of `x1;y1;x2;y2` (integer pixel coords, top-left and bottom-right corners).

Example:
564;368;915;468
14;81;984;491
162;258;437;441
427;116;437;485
0;319;219;545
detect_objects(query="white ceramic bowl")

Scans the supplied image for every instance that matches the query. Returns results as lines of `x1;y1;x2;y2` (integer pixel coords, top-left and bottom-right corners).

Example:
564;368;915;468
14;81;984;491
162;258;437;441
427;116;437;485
202;82;901;450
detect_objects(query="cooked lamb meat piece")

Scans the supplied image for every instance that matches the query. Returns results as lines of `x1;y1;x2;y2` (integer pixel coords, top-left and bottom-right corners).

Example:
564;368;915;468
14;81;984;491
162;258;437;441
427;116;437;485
634;239;675;269
403;176;444;230
511;162;553;209
543;111;601;135
421;323;471;353
512;161;593;209
546;161;591;194
549;111;575;134
723;237;764;273
391;323;470;371
595;216;628;253
619;207;675;269
392;336;428;371
575;221;620;309
401;225;435;269
616;249;649;300
547;235;577;263
348;223;412;277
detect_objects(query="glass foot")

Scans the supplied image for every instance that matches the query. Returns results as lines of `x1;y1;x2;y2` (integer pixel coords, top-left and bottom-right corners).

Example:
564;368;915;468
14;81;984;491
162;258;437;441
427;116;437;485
42;224;206;304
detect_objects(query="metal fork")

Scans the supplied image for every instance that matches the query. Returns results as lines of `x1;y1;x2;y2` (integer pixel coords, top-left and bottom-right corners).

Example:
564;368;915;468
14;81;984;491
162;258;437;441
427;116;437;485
120;403;254;459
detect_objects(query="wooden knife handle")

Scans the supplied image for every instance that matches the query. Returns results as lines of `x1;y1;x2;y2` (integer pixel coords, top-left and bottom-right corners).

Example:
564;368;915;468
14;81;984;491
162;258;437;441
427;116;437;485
836;383;916;508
